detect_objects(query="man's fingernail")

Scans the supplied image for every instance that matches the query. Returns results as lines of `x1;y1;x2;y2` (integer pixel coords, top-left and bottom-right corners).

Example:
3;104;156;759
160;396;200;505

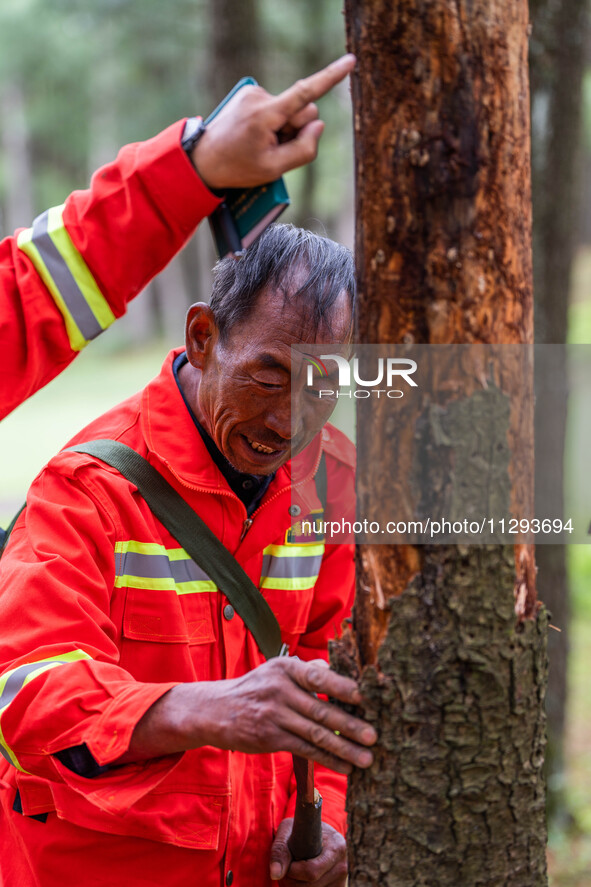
362;726;377;744
270;862;283;881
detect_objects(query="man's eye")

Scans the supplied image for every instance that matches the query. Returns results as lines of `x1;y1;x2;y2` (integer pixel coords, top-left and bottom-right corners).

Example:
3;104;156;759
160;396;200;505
253;378;284;389
308;388;335;400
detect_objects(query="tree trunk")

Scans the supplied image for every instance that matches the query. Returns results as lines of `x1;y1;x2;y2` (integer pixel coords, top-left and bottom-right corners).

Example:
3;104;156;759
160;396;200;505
290;0;325;228
207;0;264;102
0;79;34;232
332;2;549;883
529;0;589;825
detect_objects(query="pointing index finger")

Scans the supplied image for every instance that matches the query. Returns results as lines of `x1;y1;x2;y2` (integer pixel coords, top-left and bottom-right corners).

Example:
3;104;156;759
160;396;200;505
272;53;356;120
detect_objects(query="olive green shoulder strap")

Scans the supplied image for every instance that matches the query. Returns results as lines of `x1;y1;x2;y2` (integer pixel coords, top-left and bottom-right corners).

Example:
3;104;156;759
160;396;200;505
67;439;286;661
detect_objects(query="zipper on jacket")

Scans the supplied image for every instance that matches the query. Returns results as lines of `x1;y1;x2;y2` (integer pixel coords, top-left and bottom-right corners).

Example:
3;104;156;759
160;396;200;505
240;518;253;541
243;447;323;527
164;445;322;542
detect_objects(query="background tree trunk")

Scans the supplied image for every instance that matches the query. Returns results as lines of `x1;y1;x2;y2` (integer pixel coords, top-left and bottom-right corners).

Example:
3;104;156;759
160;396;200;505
529;0;590;826
175;0;268;316
207;0;264;101
332;2;549;883
0;79;34;233
290;0;325;228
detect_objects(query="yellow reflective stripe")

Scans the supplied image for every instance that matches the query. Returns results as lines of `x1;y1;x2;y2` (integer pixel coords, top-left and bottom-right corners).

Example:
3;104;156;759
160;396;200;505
0;650;93;698
17;222;86;351
261;542;324;590
17;204;115;351
167;548;194;562
175;580;218;595
0;650;92;772
263;544;324;559
114;574;176;591
114;541;217;596
114;540;190;561
113;574;216;594
46;206;115;331
260;576;319;591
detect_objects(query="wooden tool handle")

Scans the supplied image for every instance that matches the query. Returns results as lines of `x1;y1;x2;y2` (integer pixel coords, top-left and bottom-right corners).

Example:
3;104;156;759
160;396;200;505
287;789;323;861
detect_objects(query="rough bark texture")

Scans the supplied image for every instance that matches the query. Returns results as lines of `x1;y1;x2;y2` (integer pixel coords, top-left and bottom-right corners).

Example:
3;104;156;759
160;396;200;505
333;1;549;883
333;547;548;886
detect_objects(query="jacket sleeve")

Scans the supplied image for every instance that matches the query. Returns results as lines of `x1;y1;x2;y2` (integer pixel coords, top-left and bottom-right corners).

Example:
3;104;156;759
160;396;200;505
0;119;221;421
0;460;183;813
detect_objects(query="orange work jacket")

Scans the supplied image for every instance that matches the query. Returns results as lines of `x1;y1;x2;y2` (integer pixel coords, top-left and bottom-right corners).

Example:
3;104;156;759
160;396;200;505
0;349;355;886
0;121;220;421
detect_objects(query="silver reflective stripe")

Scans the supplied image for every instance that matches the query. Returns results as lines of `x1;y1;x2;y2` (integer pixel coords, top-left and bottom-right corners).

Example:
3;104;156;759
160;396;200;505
117;551;212;584
32;211;102;342
0;651;91;773
0;659;77;710
0;746;14;764
261;553;324;580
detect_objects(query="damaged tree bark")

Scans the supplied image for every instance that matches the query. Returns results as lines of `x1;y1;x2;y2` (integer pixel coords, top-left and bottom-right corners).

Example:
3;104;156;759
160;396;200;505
333;2;549;884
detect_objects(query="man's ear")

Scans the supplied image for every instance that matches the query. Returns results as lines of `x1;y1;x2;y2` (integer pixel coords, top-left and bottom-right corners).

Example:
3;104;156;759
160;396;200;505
185;303;219;369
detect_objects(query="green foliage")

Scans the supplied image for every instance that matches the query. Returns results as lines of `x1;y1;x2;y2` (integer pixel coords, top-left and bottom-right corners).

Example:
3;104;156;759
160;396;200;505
568;546;591;620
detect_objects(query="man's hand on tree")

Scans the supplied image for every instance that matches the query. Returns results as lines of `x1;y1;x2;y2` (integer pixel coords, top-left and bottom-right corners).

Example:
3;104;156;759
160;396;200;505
191;54;356;191
202;657;376;773
118;657;377;775
270;820;348;886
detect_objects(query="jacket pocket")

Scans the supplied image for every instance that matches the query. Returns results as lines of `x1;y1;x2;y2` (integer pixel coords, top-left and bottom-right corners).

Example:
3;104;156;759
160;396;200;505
178;590;217;646
123;587;189;643
115;541;217;646
262;586;315;647
120;587;201;682
50;778;229;853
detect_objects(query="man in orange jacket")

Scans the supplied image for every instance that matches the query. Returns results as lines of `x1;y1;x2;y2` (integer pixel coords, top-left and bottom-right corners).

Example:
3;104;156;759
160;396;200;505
0;224;375;886
0;54;355;421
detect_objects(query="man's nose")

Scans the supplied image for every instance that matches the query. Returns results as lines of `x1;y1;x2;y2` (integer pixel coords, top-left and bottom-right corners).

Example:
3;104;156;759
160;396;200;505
266;396;302;440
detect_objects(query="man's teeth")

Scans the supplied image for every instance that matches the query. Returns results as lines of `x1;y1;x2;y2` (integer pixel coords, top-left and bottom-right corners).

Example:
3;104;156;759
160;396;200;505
249;439;275;454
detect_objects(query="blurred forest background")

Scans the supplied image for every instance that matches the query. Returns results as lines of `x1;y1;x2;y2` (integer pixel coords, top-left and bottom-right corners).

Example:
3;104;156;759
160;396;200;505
0;0;590;883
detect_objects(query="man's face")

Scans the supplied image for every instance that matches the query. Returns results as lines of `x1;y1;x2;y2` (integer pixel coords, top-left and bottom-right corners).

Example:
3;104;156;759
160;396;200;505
185;286;351;475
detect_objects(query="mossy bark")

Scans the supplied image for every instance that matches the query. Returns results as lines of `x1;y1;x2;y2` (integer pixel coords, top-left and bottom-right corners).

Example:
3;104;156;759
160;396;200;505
337;1;549;883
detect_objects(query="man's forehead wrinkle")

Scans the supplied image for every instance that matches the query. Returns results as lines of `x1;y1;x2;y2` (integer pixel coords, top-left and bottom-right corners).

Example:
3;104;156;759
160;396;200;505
225;282;351;362
259;303;321;347
257;352;290;372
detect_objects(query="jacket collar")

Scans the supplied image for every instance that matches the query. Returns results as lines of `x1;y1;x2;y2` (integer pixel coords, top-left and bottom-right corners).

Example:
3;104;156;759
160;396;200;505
140;349;322;513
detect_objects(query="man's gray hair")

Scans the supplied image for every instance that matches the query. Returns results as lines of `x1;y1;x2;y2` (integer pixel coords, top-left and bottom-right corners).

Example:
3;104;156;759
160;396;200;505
209;224;355;340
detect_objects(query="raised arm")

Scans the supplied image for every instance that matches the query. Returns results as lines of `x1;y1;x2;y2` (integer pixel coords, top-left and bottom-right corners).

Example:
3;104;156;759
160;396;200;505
0;54;355;420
